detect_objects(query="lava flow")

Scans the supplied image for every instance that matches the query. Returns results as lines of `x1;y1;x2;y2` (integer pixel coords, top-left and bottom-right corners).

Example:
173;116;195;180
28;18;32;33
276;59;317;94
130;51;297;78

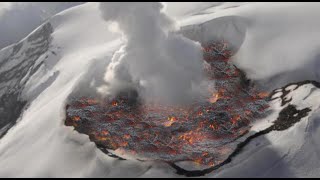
65;40;270;167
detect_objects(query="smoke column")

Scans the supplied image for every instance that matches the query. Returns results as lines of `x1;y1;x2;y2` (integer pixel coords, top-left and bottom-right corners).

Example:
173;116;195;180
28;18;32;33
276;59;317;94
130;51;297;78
99;2;210;105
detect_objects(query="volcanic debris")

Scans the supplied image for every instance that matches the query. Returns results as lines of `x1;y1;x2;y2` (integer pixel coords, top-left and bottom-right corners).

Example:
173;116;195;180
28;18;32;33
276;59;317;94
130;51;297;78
64;40;318;177
65;40;271;170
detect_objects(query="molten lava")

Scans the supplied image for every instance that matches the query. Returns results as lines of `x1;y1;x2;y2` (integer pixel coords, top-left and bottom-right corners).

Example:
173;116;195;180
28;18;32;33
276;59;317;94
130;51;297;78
72;116;80;121
112;101;118;106
258;92;269;98
209;90;224;104
65;40;270;167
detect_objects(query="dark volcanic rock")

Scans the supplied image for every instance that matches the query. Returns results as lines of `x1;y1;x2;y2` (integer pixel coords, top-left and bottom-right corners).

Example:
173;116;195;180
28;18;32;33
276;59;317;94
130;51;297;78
64;40;320;177
65;40;270;169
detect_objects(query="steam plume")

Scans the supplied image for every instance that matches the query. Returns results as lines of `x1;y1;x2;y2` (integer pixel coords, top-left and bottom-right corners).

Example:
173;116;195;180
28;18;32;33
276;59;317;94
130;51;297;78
99;2;209;104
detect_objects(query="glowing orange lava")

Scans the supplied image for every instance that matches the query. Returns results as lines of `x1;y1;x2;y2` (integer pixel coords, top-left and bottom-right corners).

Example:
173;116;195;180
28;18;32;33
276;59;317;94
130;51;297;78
112;101;118;106
258;92;269;98
72;116;80;121
65;40;270;167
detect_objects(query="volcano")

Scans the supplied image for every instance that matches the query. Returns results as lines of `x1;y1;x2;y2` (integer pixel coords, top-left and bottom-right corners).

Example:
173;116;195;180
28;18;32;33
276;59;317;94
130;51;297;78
64;40;320;177
2;2;320;178
65;40;271;171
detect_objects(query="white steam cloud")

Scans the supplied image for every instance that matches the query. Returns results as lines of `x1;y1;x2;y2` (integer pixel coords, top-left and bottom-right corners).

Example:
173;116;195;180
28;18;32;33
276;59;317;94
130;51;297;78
99;2;209;104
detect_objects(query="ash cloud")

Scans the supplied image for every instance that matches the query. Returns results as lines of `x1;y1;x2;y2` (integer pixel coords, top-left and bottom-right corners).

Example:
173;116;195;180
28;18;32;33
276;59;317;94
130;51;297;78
98;2;210;105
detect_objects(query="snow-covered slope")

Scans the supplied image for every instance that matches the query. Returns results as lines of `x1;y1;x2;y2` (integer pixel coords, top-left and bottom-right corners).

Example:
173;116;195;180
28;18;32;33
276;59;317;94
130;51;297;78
0;2;84;50
0;2;320;178
0;22;54;138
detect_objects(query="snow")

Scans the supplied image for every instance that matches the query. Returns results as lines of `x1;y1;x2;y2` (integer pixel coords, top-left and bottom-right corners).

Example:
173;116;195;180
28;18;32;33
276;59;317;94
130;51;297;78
0;2;84;50
178;2;320;89
286;85;298;92
0;2;320;178
212;82;320;178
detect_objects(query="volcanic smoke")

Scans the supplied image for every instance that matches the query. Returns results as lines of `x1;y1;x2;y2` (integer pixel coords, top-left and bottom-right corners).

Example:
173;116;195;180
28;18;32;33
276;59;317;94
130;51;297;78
98;2;210;105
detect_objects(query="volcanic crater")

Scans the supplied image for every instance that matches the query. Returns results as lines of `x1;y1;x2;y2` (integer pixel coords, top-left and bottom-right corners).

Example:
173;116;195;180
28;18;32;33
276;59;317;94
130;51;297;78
65;40;272;167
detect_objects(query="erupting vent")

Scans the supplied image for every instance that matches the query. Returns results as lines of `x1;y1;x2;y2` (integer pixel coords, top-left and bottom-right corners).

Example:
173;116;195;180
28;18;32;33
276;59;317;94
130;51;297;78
65;41;270;168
